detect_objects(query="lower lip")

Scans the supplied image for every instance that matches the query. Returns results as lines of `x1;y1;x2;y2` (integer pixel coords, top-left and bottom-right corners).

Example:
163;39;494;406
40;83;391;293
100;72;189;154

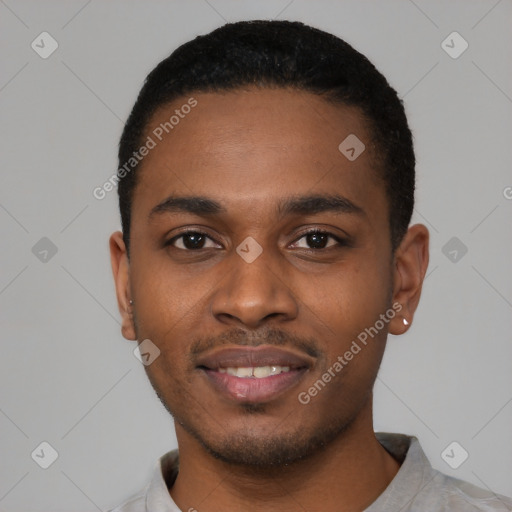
201;368;307;403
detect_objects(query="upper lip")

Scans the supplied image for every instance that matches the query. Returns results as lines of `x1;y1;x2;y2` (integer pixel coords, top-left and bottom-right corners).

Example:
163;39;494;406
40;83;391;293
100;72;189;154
195;345;314;370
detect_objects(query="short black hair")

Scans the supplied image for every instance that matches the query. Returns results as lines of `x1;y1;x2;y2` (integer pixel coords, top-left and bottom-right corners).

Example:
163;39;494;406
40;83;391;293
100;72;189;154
118;19;415;255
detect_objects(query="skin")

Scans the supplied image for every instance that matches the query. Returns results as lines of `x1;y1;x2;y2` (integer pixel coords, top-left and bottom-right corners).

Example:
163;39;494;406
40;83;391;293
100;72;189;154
110;87;429;511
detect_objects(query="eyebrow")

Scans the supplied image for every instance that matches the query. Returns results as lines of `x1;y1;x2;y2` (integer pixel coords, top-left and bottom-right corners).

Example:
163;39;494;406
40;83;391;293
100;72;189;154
148;194;365;220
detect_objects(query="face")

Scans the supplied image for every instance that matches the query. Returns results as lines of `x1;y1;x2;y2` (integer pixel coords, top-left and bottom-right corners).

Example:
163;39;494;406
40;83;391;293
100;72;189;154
111;88;427;467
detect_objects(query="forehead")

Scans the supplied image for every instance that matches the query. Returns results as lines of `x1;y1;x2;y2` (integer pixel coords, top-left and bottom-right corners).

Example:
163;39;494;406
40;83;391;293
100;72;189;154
132;87;385;222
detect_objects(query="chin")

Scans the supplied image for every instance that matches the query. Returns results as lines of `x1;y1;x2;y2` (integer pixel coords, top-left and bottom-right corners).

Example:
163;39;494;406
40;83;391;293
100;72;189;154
180;412;351;468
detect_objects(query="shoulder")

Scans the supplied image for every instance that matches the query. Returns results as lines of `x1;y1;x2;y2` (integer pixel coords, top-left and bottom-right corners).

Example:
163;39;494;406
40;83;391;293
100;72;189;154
371;433;512;512
107;489;146;512
435;473;512;511
107;449;180;512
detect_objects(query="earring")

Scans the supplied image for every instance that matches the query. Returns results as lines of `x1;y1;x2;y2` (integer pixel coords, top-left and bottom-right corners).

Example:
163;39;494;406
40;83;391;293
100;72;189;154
129;299;133;305
403;317;410;326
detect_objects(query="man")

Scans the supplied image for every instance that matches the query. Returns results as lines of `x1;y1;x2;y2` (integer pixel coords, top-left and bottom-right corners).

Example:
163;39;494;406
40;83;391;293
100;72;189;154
109;20;511;512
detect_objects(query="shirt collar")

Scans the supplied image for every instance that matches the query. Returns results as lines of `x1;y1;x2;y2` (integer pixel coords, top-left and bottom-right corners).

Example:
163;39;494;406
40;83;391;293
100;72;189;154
146;450;180;511
366;433;437;511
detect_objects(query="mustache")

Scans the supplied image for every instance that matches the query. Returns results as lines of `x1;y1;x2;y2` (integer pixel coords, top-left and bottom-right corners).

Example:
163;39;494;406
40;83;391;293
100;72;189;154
189;326;321;359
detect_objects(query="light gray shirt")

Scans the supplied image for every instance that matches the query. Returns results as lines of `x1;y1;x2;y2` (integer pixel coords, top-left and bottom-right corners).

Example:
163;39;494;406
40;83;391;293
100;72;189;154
110;432;512;511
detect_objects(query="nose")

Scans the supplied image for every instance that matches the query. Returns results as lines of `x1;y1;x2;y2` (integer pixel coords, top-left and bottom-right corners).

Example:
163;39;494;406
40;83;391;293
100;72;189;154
210;247;299;329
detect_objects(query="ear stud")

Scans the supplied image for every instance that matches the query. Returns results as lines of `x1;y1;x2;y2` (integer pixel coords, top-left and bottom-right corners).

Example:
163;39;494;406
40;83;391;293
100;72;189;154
403;317;410;326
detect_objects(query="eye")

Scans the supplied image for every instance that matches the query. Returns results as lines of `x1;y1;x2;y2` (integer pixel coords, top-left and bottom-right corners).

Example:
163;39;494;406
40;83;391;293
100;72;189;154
166;230;220;250
291;229;346;250
165;229;347;252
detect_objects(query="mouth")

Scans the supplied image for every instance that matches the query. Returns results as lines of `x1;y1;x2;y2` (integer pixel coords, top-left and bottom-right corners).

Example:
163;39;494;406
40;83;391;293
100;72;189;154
195;345;314;404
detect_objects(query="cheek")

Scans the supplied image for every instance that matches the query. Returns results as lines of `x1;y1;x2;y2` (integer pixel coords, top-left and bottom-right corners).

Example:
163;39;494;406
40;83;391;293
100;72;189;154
309;256;392;378
130;254;209;328
129;265;203;381
311;254;391;325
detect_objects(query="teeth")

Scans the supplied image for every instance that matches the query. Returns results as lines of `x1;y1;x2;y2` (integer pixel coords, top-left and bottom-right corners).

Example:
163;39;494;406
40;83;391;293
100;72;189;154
253;366;272;378
218;366;291;378
270;365;288;375
235;367;253;378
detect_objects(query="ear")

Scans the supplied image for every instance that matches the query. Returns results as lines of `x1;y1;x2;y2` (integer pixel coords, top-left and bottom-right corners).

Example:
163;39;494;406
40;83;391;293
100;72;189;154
109;231;137;341
389;224;429;335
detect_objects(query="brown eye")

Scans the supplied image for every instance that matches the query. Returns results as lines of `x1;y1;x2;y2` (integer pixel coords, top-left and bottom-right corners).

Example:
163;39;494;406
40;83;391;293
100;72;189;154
166;231;219;250
292;230;346;250
305;232;330;249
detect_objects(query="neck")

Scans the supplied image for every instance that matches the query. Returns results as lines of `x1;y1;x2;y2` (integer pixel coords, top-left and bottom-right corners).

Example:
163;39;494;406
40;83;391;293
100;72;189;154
169;403;400;512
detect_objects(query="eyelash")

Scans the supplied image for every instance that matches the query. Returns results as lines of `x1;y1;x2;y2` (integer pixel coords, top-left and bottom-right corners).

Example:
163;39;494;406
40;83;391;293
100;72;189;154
165;229;348;251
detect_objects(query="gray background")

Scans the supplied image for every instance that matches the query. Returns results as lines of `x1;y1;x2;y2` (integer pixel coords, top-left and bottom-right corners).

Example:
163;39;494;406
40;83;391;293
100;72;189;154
1;0;511;510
